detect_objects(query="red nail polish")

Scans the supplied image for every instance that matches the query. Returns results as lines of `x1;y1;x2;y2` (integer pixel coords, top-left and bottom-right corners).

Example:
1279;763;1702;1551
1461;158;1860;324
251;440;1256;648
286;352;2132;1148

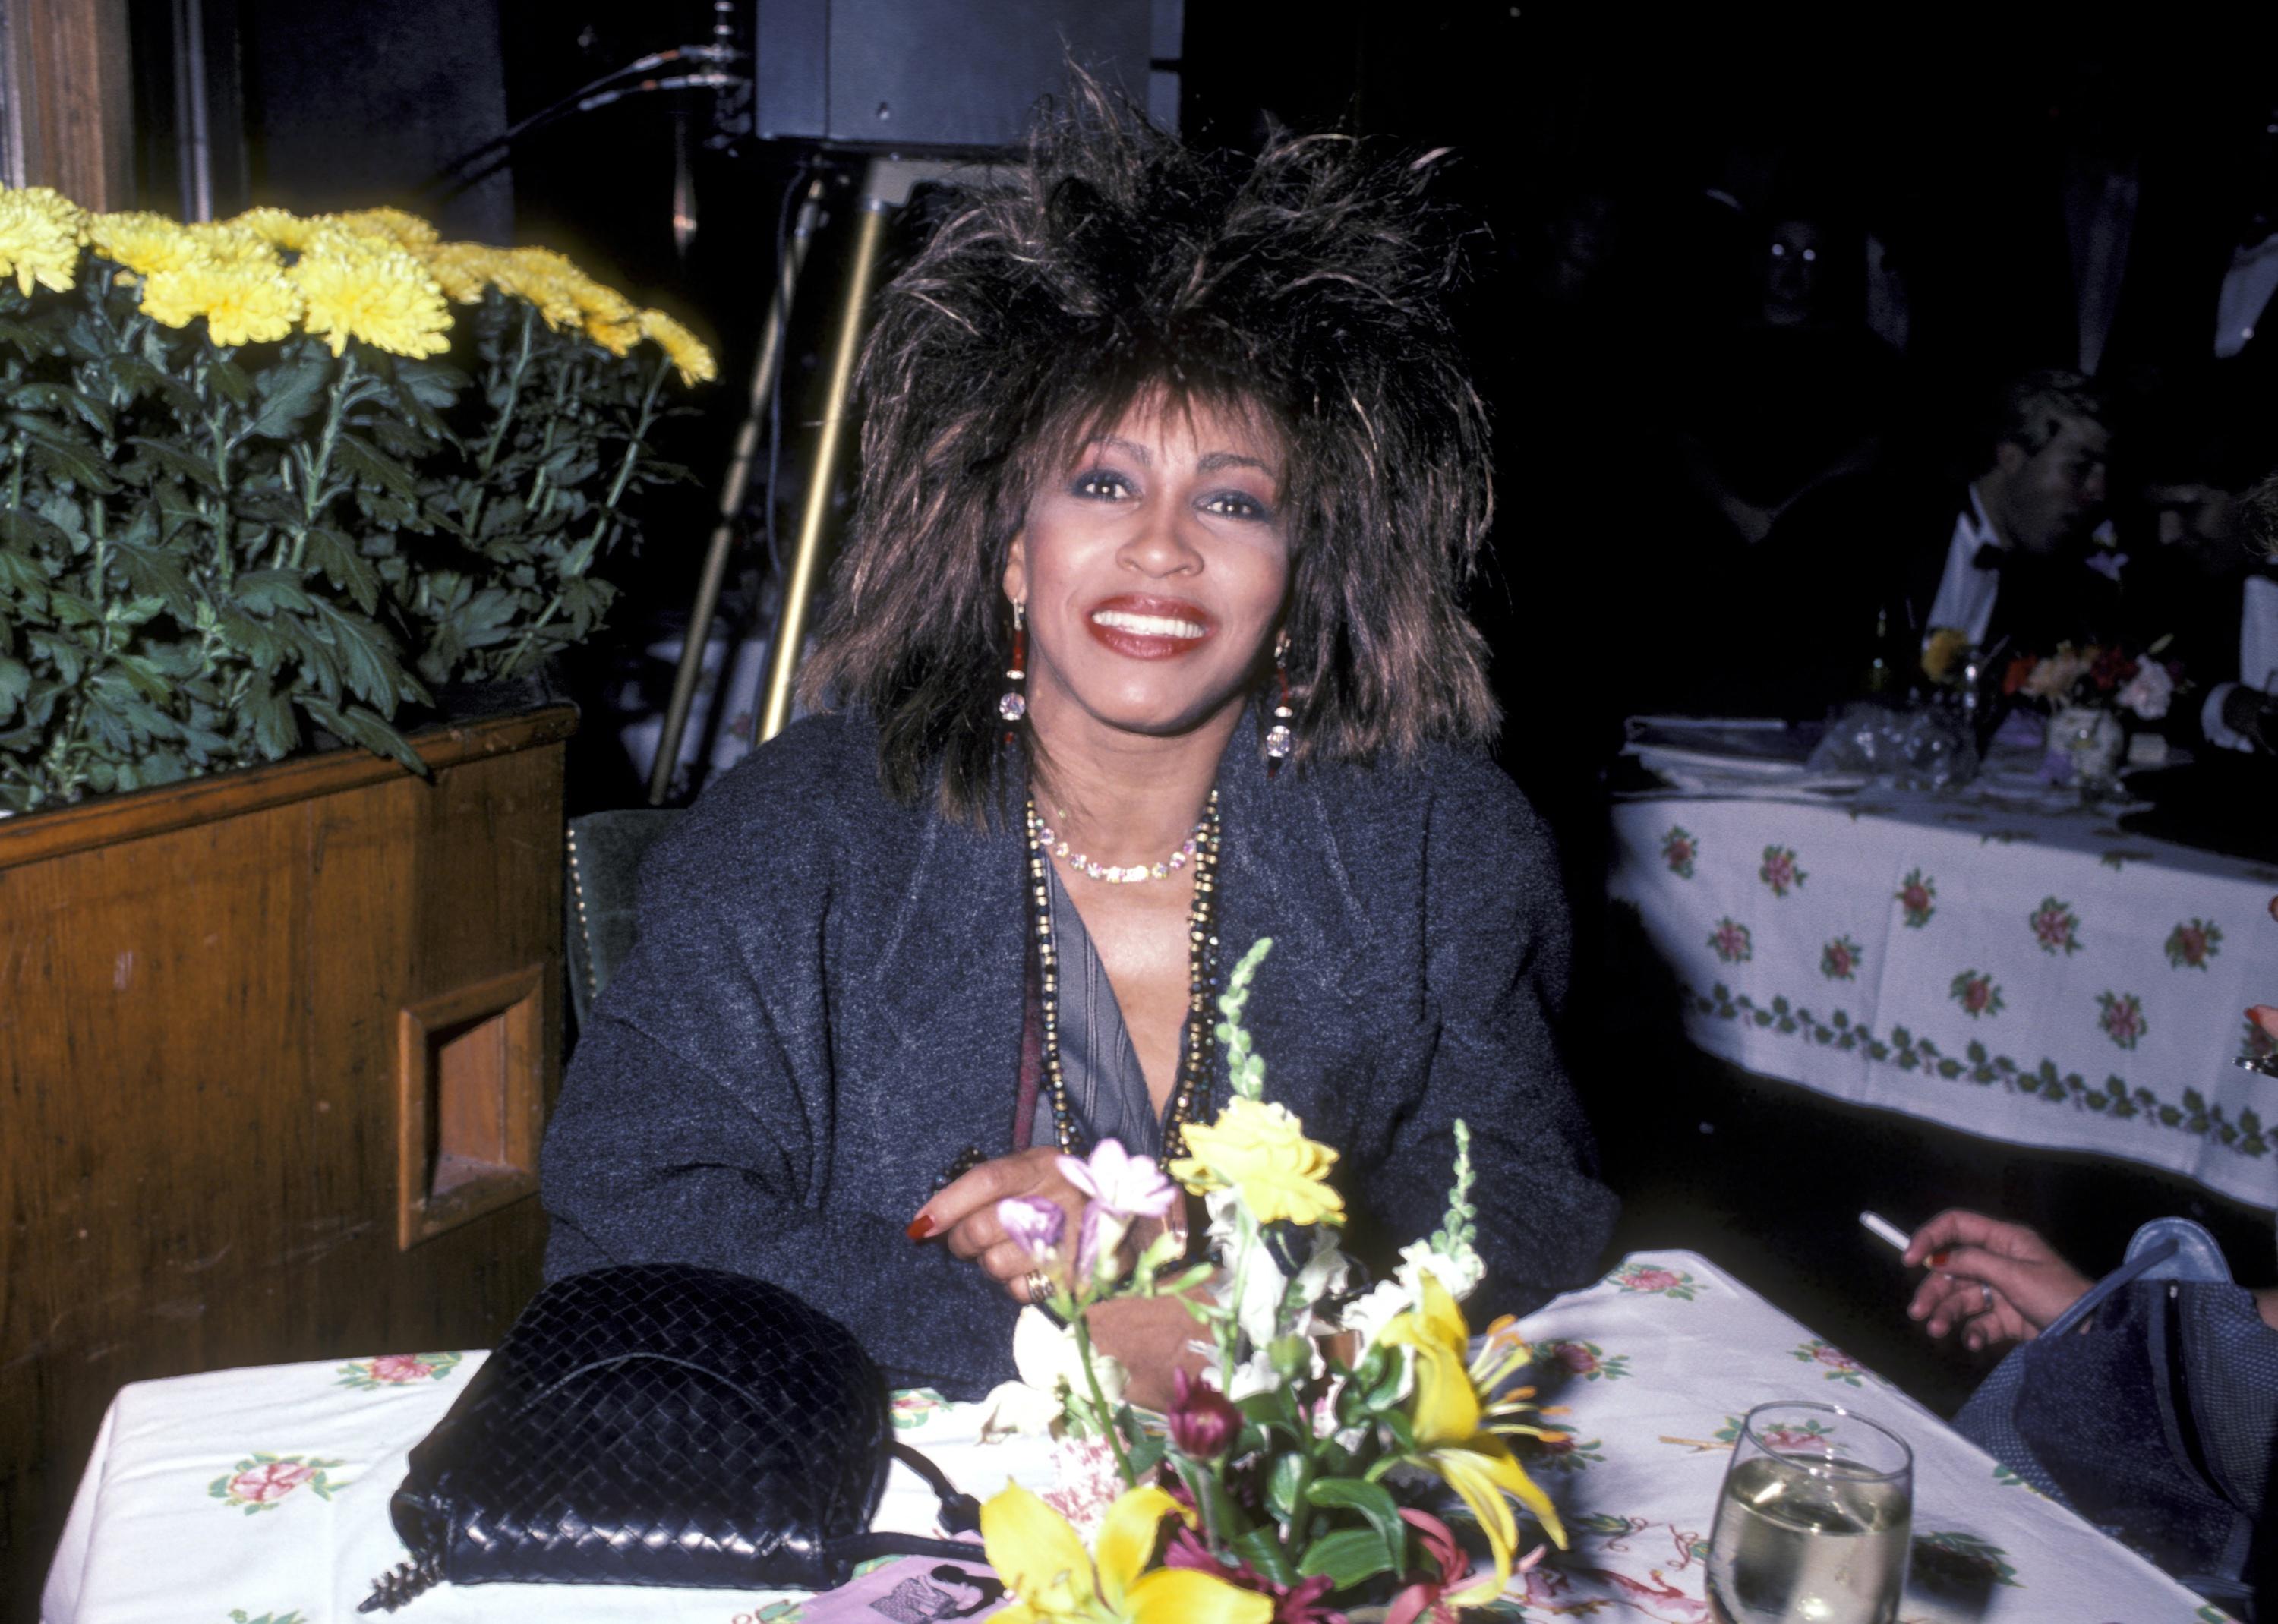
1928;1250;1950;1267
907;1214;936;1241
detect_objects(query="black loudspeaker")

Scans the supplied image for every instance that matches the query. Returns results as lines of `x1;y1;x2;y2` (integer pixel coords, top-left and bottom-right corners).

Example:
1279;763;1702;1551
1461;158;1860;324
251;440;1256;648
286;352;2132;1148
752;0;1181;150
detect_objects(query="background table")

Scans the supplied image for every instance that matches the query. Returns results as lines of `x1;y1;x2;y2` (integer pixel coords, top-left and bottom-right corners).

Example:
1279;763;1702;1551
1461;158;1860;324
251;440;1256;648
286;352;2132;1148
43;1251;2229;1624
1610;784;2278;1212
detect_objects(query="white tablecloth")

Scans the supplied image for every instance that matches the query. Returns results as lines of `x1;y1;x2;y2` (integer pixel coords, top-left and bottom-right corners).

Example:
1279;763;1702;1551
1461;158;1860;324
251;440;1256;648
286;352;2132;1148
1611;787;2278;1210
43;1251;2228;1624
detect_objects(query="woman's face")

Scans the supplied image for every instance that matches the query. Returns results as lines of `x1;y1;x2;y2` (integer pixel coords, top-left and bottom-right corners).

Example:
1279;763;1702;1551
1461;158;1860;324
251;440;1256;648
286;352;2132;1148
1004;394;1290;748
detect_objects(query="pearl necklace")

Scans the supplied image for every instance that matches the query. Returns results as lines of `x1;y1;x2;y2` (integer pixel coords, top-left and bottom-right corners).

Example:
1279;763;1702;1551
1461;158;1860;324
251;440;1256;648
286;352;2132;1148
1025;790;1221;1157
1030;808;1207;884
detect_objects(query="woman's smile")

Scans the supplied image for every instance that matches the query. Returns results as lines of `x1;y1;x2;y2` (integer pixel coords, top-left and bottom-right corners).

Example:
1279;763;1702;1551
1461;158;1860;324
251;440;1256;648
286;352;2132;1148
1086;594;1216;657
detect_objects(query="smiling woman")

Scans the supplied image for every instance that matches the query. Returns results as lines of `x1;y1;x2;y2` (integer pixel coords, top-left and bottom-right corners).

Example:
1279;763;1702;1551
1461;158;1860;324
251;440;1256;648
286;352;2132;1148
538;74;1617;1408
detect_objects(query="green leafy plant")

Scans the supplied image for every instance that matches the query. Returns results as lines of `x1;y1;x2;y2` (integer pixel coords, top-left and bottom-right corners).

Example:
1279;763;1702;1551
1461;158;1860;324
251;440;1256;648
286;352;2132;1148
0;191;713;812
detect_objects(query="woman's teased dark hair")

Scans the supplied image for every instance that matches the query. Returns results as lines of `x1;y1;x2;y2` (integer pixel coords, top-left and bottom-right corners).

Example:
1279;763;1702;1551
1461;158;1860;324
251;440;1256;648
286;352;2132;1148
801;72;1498;821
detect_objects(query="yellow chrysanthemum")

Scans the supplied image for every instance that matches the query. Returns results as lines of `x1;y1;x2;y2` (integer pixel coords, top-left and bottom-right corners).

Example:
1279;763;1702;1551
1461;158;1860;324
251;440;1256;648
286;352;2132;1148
185;221;285;273
139;260;304;348
487;245;586;329
331;206;441;251
229;207;320;253
85;210;200;279
0;187;87;297
574;276;641;356
638;307;717;386
290;241;452;358
1167;1096;1343;1226
420;241;506;304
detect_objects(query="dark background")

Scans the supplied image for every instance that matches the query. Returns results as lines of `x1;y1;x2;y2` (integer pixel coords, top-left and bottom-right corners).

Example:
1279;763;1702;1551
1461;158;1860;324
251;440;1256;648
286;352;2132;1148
129;0;2278;1409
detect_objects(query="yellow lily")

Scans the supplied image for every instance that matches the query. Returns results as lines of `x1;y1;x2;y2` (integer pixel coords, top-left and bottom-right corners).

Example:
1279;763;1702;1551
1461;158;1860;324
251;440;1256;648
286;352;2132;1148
1377;1275;1566;1605
979;1480;1273;1624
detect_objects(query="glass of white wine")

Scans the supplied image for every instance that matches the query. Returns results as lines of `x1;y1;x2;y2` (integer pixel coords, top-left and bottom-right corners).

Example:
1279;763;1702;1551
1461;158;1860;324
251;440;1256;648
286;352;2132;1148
1706;1400;1913;1624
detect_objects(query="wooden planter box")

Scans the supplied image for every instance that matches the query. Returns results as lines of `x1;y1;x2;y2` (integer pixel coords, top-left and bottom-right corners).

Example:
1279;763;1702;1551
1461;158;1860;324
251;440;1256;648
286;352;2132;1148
0;705;576;1607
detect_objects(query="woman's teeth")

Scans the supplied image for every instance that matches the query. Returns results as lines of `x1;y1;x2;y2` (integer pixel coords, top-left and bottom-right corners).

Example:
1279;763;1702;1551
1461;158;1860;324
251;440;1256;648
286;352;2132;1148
1092;610;1207;639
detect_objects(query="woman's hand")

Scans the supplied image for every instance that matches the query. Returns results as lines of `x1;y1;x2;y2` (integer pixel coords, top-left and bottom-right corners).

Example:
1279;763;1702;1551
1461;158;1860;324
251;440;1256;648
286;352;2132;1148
910;1148;1088;1304
1901;1209;2092;1352
1081;1292;1213;1412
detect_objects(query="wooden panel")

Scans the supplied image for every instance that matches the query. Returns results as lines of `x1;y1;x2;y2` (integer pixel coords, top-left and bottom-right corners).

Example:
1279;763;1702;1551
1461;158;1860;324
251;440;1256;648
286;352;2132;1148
395;965;547;1250
2;0;133;206
0;708;572;1618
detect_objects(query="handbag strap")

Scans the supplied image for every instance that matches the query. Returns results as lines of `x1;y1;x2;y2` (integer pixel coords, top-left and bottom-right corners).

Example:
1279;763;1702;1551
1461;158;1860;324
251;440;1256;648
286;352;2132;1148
2035;1233;2180;1342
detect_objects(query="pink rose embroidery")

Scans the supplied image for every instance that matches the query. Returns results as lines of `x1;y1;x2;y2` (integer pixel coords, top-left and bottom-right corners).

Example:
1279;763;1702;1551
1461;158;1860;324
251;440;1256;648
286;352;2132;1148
335;1350;461;1391
1661;826;1698;878
1791;1339;1864;1386
2097;991;2147;1051
232;1463;311;1503
1821;936;1862;982
1895;868;1936;928
1950;970;2003;1018
208;1453;347;1513
1708;919;1752;963
2163;919;2220;970
1546;1340;1630;1381
1609;1263;1699;1299
1759;845;1806;897
2029;897;2082;956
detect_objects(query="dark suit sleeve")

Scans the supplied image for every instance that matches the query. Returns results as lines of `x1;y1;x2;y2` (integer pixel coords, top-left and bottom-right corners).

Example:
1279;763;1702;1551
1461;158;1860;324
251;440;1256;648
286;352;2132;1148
1358;758;1620;1320
538;761;1020;1400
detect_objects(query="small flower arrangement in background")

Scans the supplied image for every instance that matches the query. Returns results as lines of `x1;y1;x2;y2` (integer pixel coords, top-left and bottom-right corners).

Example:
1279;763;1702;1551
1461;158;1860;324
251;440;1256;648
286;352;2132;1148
0;186;715;811
2000;640;2182;723
976;938;1567;1622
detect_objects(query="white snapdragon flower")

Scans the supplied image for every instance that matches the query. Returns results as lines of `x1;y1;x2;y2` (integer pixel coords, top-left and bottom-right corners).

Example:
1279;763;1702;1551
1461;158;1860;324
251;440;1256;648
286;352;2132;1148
1339;1238;1486;1354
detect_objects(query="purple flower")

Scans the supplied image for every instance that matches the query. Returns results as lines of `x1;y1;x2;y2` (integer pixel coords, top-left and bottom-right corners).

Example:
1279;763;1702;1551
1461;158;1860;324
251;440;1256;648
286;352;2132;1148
1057;1138;1176;1220
996;1196;1065;1263
1166;1368;1241;1461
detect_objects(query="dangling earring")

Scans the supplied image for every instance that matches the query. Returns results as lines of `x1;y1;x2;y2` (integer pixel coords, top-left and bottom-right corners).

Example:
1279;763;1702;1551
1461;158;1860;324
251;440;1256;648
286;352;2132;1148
999;601;1028;733
1264;629;1294;770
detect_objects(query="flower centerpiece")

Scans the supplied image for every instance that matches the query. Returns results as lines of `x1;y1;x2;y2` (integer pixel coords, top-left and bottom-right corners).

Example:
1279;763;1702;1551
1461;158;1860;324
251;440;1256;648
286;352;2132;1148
0;185;715;812
976;938;1568;1622
1999;640;2182;792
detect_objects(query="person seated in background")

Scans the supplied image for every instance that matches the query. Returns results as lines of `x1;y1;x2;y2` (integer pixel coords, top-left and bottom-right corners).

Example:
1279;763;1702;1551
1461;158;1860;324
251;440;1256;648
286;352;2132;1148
1627;203;1906;720
2177;466;2278;754
1910;368;2118;657
1674;210;1901;550
1900;1208;2278;1351
538;81;1617;1408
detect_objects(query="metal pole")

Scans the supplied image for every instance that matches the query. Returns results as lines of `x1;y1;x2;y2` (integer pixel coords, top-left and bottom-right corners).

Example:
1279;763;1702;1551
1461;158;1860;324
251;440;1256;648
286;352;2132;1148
646;174;823;804
756;166;892;745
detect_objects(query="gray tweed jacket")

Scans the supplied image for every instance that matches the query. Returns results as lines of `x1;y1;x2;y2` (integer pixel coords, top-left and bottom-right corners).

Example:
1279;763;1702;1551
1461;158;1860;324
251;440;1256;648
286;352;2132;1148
541;711;1617;1399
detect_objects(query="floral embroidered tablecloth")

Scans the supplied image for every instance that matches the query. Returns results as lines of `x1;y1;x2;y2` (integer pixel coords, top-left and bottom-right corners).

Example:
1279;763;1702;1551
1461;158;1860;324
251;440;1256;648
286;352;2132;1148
1611;788;2278;1210
43;1253;2223;1624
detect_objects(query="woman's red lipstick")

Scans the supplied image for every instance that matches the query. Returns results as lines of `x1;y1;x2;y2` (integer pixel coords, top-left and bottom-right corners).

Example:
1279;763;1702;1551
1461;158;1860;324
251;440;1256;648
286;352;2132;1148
1084;594;1214;659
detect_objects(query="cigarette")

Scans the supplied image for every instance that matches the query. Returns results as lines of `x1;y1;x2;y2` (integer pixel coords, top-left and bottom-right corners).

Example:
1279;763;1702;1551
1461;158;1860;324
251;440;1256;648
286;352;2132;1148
1859;1211;1911;1253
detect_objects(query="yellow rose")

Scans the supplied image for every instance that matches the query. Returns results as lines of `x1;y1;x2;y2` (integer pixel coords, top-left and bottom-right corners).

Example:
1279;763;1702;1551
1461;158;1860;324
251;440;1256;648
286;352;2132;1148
1167;1096;1343;1226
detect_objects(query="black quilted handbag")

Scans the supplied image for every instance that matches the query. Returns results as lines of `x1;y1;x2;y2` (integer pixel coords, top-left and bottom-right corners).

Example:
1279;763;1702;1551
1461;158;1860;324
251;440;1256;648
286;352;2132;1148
360;1264;981;1612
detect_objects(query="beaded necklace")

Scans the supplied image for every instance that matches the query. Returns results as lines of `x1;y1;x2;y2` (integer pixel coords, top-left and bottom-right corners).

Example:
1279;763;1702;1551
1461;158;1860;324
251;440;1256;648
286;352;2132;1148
1025;790;1222;1158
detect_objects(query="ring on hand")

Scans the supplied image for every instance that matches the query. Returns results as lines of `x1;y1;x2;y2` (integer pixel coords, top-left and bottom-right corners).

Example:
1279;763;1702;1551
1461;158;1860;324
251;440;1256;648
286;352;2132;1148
1980;1282;1994;1308
1024;1269;1055;1305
